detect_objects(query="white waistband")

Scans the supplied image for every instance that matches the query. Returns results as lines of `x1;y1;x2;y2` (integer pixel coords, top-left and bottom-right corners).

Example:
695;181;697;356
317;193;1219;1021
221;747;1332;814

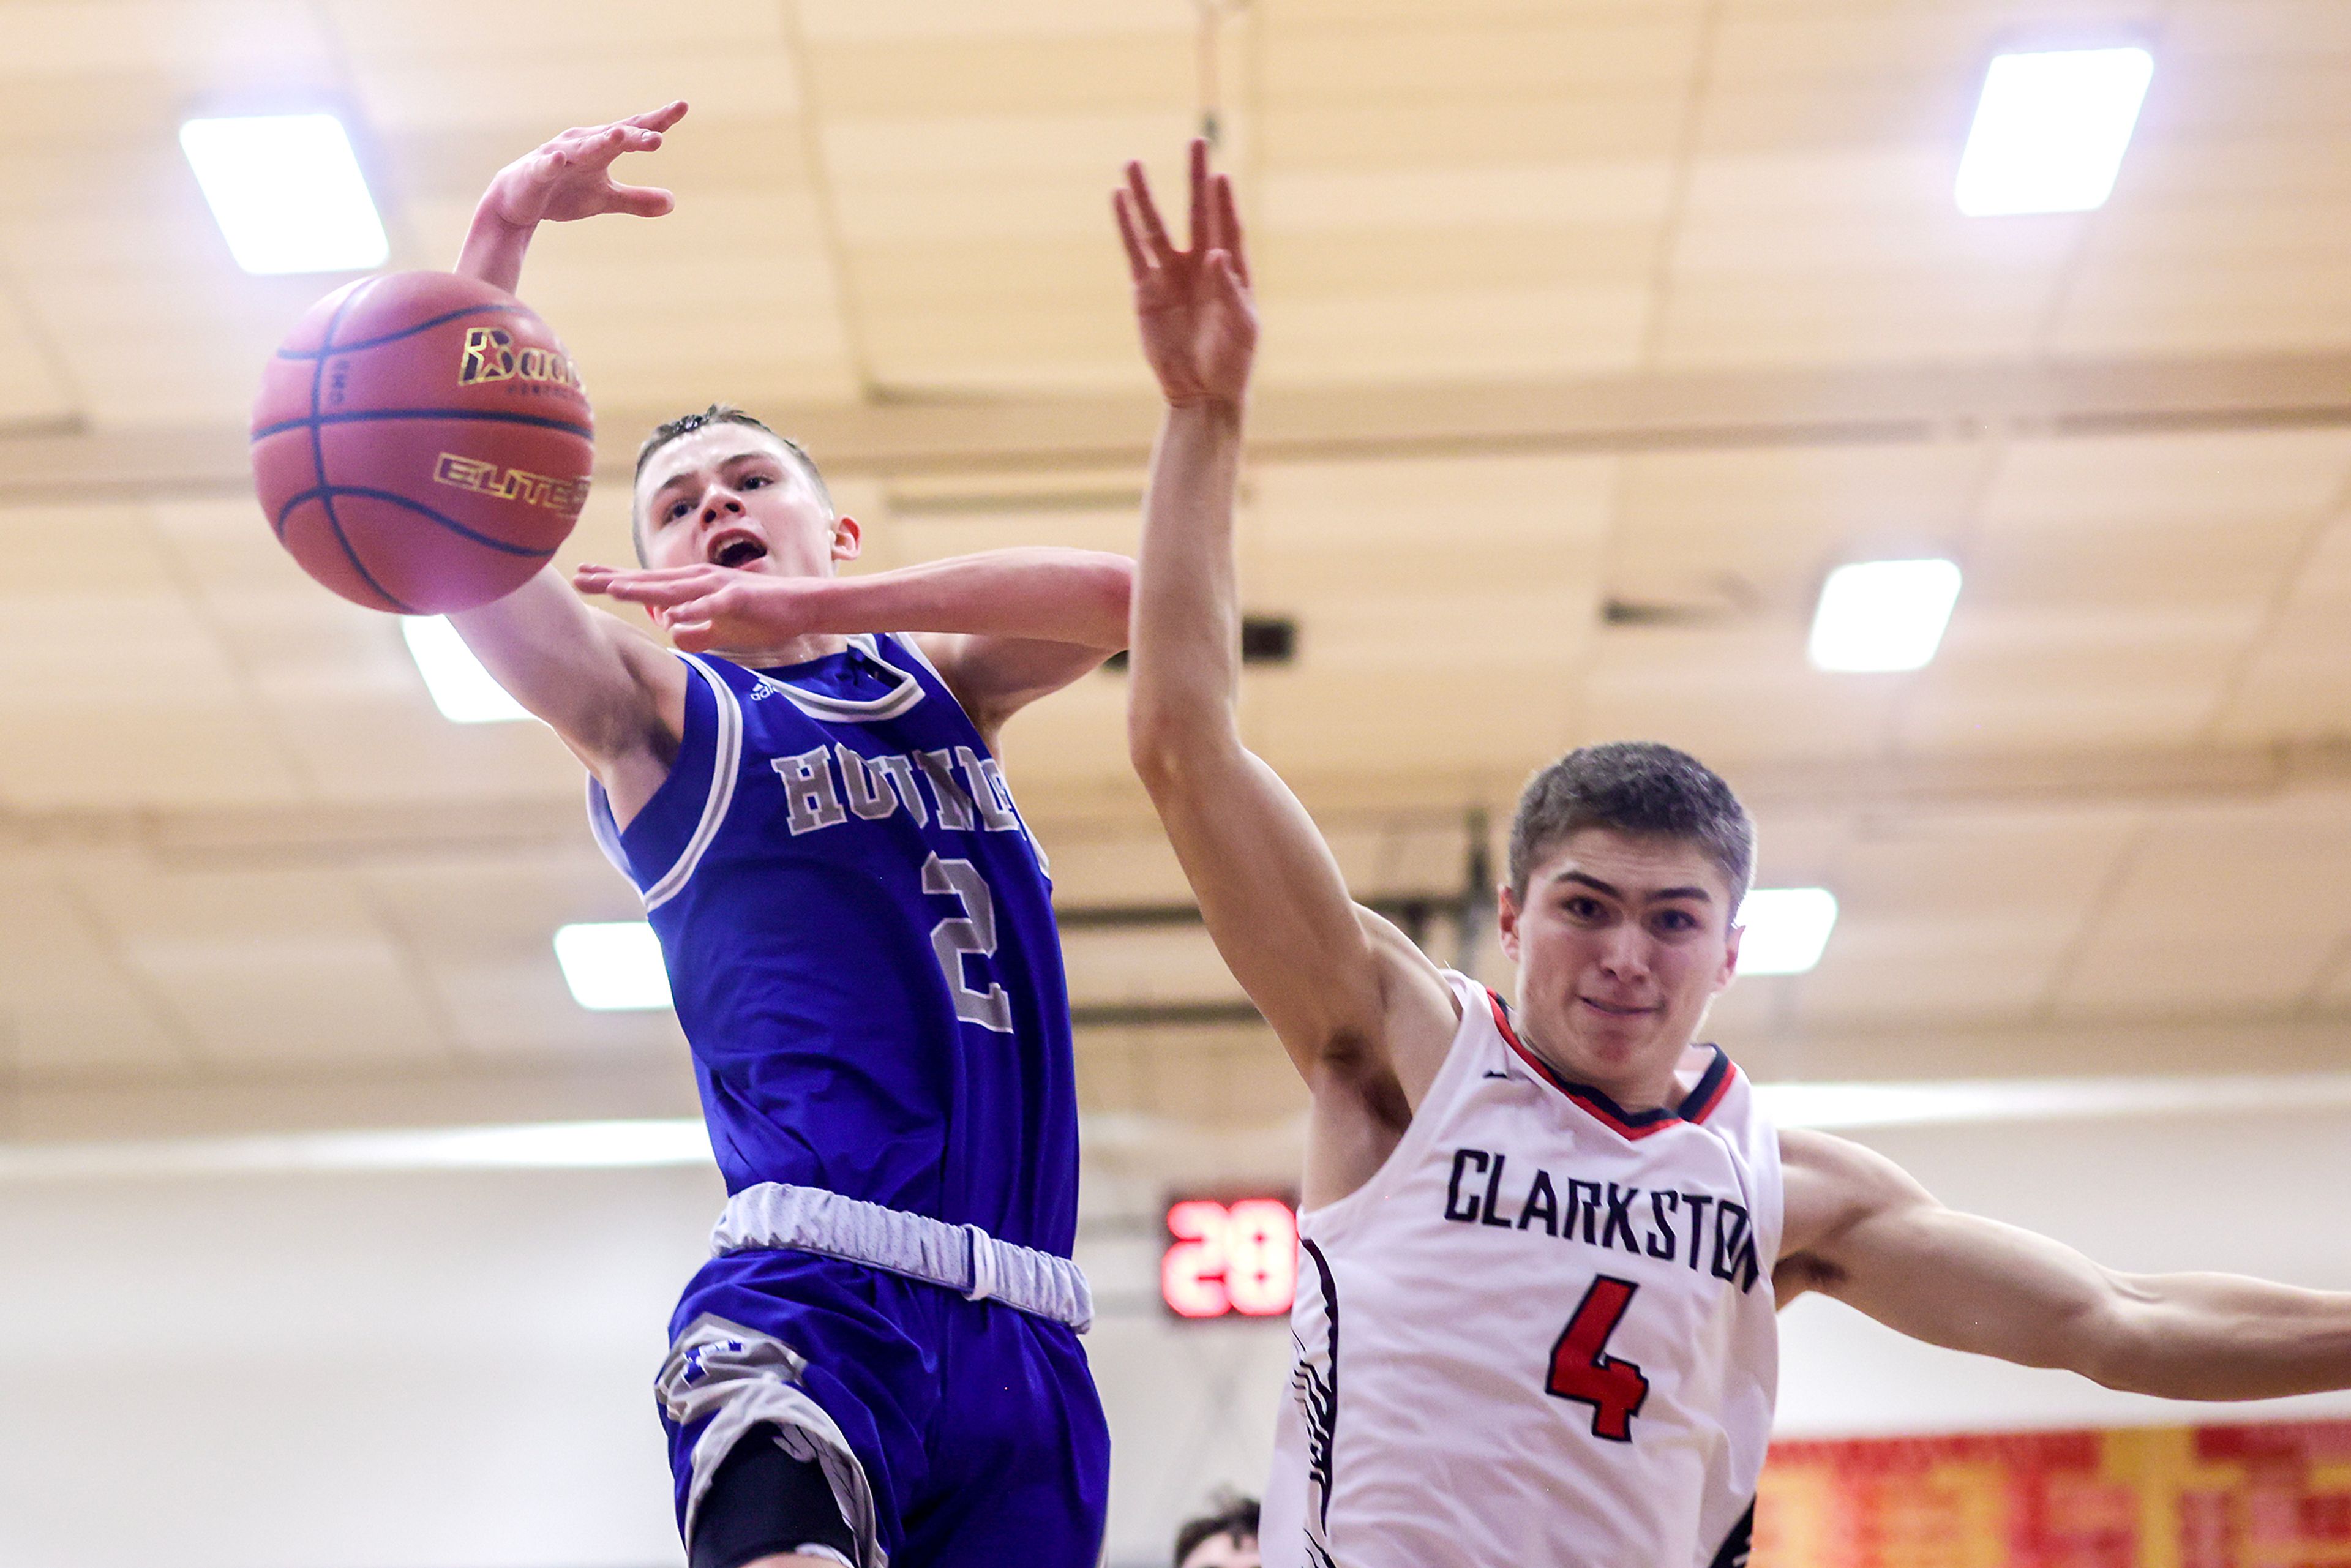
710;1183;1093;1334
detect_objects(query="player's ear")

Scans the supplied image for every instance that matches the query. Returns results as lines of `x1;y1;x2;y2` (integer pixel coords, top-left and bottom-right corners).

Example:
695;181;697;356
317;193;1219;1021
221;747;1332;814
830;514;862;562
1717;921;1743;991
1496;882;1524;963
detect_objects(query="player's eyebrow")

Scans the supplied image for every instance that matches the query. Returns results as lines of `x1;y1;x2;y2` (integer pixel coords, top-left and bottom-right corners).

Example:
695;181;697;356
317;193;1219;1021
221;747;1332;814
645;449;778;505
1552;869;1713;904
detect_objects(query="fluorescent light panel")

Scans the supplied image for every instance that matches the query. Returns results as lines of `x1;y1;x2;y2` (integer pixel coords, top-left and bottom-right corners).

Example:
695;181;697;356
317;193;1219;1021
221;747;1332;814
555;923;673;1011
1956;47;2154;217
179;114;389;275
1738;887;1839;977
400;616;531;724
1809;558;1962;673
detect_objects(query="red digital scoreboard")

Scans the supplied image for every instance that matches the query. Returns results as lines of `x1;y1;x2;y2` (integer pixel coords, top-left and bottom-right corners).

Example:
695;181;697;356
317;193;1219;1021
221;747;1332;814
1160;1196;1299;1319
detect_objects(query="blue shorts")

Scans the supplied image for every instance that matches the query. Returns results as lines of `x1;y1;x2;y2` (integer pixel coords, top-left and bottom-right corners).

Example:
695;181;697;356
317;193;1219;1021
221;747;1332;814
655;1247;1109;1567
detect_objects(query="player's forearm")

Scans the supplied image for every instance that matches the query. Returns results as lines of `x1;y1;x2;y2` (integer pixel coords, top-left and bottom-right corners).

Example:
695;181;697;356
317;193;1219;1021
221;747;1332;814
456;202;534;295
798;549;1131;649
1128;401;1247;772
2092;1273;2351;1400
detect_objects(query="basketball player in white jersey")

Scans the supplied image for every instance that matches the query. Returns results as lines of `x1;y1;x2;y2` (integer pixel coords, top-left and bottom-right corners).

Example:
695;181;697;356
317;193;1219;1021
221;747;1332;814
1116;141;2351;1568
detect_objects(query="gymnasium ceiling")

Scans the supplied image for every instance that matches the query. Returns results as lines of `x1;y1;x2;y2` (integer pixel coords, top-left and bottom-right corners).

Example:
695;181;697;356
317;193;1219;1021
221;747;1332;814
1;0;2349;1152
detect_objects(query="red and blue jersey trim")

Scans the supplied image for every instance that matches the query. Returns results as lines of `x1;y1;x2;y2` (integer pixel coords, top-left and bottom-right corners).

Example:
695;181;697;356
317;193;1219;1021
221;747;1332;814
1485;989;1734;1141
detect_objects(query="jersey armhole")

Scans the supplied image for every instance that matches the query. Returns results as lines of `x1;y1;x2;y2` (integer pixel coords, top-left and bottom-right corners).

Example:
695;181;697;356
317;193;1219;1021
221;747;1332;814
1299;968;1490;1237
584;654;741;909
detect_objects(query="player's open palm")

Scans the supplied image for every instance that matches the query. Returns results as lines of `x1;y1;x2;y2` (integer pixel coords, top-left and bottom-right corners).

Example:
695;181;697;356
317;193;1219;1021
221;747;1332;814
1116;139;1257;410
487;102;688;230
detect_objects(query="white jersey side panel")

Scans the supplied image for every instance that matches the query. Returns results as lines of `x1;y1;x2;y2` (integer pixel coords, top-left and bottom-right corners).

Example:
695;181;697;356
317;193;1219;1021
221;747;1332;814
1263;970;1782;1568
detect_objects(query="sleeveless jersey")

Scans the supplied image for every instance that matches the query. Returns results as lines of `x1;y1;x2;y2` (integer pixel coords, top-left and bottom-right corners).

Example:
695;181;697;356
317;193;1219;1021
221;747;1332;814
1263;969;1781;1568
588;634;1078;1256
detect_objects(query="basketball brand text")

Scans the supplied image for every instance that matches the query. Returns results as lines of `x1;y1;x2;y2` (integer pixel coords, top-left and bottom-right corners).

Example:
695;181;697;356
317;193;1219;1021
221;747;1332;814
433;453;591;516
457;327;584;392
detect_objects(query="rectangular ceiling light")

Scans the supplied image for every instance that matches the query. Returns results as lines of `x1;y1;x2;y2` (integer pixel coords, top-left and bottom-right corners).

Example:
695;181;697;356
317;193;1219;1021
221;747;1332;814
1737;887;1839;977
179;113;389;274
554;923;673;1011
1809;558;1962;673
400;616;531;724
1955;47;2154;216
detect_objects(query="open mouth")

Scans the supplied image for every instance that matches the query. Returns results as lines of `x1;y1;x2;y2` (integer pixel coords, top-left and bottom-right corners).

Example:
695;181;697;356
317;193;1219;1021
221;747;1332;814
708;532;768;569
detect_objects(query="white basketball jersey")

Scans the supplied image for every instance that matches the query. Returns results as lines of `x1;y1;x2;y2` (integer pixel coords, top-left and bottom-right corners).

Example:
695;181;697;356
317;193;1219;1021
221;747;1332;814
1263;970;1782;1568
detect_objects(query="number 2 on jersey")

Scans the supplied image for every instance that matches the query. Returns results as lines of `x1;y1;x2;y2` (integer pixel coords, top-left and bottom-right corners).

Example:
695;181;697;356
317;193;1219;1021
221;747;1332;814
922;853;1014;1033
1546;1276;1650;1442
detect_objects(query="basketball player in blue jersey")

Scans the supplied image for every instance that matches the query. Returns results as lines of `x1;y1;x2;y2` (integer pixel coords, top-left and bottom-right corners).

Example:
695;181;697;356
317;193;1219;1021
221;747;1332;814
1120;143;2351;1567
444;104;1115;1568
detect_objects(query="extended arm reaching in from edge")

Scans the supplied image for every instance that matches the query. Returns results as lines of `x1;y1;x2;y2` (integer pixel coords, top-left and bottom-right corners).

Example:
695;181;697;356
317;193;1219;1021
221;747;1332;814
573;547;1134;746
443;105;693;811
1118;143;1456;1206
1777;1126;2351;1401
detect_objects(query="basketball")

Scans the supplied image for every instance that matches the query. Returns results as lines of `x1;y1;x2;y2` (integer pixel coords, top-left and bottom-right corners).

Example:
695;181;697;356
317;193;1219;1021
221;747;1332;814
250;270;594;614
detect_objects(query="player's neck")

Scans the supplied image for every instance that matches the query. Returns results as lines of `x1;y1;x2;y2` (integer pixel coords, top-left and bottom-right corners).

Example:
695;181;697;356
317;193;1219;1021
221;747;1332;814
710;632;852;670
1522;1027;1687;1113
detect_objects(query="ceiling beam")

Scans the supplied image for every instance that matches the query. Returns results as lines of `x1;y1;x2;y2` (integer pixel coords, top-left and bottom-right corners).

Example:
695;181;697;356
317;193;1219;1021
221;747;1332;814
17;348;2351;503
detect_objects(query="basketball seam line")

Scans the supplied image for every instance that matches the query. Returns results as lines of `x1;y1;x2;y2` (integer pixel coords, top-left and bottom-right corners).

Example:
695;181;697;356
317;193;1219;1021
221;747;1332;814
273;301;525;359
311;276;419;615
252;407;594;441
272;484;558;558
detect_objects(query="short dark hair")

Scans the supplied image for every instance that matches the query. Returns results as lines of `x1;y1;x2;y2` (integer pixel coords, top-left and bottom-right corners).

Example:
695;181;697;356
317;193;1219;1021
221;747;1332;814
1174;1493;1259;1567
629;403;834;563
1507;741;1755;913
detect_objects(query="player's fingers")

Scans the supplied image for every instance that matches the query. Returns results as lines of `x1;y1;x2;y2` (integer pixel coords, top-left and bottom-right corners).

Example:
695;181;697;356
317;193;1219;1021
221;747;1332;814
1187;137;1209;256
1124;160;1174;262
1214;173;1250;288
629;100;689;132
1112;192;1153;282
610;183;675;217
1207;249;1255;321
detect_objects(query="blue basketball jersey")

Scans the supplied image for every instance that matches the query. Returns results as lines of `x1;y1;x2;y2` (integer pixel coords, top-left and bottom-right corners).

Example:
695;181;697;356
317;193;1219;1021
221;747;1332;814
588;634;1078;1256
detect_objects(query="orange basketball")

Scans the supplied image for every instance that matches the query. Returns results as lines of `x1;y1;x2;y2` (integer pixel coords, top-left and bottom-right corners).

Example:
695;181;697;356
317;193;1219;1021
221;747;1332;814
250;271;595;614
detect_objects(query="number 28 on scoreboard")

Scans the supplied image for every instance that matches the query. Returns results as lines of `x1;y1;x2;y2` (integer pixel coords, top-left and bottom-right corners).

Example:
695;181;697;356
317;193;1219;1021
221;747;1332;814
1160;1197;1300;1319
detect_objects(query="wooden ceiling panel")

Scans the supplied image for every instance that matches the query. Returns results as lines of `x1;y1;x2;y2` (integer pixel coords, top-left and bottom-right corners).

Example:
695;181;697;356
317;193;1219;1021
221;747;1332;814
1981;430;2351;529
72;861;457;1068
1611;444;1985;613
2057;797;2351;1014
0;1;336;80
0;291;72;428
808;33;1192;118
1262;95;1687;173
1265;283;1656;381
1062;925;1245;1008
1795;807;2140;1021
348;47;800;138
1708;1;2150;83
1584;628;1900;762
362;851;684;1061
0;871;192;1075
1261;163;1678;234
1654;255;2063;366
822;111;1195;184
795;0;1193;44
325;0;787;58
1244;665;1583;782
2216;515;2351;743
1260;9;1703;104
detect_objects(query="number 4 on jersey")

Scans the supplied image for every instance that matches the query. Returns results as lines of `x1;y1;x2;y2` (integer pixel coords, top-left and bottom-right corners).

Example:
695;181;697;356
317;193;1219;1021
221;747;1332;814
1546;1276;1650;1442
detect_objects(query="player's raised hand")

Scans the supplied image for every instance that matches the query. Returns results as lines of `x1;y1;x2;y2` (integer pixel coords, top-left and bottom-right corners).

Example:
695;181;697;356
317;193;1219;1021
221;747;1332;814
482;102;688;231
1115;139;1257;409
572;560;803;653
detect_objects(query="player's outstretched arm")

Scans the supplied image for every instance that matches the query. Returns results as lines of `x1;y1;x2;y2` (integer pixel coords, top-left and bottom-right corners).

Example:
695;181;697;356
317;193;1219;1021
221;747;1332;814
1118;143;1457;1128
571;546;1133;744
443;108;694;800
1778;1127;2351;1401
